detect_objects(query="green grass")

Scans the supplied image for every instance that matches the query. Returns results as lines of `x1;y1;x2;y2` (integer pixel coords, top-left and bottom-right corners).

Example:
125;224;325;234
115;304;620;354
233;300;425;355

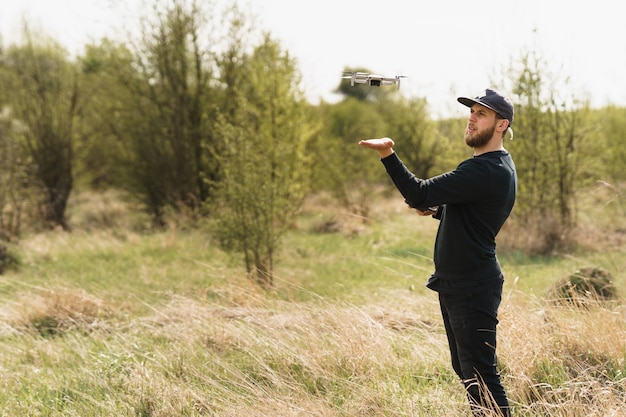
0;191;624;416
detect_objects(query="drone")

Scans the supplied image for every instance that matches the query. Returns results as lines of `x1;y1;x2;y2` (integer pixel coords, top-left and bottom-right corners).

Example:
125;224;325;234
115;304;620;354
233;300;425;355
342;72;407;89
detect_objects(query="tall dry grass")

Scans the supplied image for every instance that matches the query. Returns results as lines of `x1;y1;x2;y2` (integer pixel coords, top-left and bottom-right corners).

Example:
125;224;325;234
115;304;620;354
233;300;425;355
499;292;626;417
1;280;624;415
0;188;624;415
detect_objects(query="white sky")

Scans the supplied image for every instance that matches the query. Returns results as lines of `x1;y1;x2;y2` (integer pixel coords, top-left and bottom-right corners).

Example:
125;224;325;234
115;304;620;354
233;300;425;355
1;0;625;118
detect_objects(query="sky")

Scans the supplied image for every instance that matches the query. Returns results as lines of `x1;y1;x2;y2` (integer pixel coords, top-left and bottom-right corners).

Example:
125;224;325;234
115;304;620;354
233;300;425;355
1;0;625;118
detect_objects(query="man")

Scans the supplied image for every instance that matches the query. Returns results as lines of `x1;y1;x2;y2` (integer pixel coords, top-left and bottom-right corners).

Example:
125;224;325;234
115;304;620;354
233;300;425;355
359;89;517;416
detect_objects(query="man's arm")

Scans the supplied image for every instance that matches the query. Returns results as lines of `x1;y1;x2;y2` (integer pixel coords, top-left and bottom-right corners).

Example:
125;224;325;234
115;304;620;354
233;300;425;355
360;137;436;214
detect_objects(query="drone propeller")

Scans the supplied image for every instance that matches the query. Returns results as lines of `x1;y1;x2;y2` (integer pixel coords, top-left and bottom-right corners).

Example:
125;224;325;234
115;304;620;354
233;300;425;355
394;75;408;89
342;71;369;76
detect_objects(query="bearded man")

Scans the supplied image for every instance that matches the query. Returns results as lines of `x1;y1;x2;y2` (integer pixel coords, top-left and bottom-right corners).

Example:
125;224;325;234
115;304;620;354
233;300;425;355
359;89;517;417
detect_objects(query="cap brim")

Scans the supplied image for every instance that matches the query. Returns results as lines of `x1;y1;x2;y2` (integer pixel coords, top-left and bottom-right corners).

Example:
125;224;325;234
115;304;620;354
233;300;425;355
457;97;477;108
457;97;499;115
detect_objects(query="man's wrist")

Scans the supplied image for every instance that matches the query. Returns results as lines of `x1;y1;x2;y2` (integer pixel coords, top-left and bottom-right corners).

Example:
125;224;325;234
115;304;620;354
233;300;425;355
378;148;394;159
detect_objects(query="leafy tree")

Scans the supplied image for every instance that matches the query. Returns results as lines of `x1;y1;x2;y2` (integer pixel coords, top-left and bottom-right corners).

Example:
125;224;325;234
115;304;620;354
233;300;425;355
1;33;82;230
378;95;440;179
311;98;387;217
432;116;472;174
311;70;392;216
600;106;626;183
215;34;314;286
74;40;134;190
106;0;220;225
312;85;438;218
506;50;598;251
0;108;33;238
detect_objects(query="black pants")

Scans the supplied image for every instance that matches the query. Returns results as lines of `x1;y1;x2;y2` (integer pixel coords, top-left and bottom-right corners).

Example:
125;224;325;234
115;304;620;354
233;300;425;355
438;280;511;417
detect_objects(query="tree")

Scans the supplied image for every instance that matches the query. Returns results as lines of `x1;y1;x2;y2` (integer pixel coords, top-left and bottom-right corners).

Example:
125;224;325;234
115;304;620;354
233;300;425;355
73;40;133;190
215;34;314;286
378;95;440;179
1;33;81;230
506;50;598;251
310;88;439;219
106;0;220;225
0;108;33;239
431;116;471;174
311;97;387;217
599;106;626;184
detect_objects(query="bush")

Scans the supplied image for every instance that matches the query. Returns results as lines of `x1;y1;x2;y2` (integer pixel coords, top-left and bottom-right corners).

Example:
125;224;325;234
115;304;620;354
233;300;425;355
550;267;618;305
0;241;19;274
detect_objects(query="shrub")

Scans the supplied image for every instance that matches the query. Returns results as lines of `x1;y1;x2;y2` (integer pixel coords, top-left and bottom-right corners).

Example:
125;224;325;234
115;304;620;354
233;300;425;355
0;241;19;274
550;266;618;305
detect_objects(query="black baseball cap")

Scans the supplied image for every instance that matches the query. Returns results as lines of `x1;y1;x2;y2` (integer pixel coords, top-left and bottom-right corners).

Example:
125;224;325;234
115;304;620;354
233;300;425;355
457;88;514;126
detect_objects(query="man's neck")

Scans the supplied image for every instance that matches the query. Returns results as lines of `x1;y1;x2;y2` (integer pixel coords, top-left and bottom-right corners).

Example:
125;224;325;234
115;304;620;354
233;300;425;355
473;138;504;156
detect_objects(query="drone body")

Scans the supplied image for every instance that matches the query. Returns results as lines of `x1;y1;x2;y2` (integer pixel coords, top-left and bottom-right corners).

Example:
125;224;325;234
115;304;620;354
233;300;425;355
342;72;407;89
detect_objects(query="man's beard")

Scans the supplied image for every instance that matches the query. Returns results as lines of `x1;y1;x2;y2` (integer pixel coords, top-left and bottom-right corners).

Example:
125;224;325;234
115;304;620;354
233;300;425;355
465;122;496;148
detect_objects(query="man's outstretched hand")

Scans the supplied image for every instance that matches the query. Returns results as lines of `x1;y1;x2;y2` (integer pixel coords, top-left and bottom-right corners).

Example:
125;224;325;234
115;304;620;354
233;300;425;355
358;137;395;149
358;137;395;158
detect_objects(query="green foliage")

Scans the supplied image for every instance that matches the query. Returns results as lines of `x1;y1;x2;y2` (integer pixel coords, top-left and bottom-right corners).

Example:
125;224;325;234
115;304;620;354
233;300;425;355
0;31;81;231
0;193;624;415
214;35;314;286
2;1;626;412
0;107;34;238
2;0;626;274
74;40;135;189
433;117;473;173
598;106;626;183
378;95;440;179
504;49;602;252
318;67;438;218
310;98;387;215
0;240;19;274
100;0;221;225
311;85;441;219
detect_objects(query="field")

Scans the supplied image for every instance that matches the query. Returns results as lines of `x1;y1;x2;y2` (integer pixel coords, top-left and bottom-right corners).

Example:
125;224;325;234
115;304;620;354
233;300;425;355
0;189;624;416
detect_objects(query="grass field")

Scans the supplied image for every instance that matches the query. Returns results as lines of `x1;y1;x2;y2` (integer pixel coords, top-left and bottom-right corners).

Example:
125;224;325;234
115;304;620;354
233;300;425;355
0;189;624;416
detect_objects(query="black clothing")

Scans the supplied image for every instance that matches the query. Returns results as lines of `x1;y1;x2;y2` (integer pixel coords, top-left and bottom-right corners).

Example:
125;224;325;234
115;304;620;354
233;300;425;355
380;149;517;417
381;150;517;293
439;277;511;416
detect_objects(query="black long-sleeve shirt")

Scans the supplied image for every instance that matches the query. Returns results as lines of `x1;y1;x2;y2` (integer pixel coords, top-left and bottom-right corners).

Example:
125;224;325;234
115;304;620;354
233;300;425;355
381;150;517;293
